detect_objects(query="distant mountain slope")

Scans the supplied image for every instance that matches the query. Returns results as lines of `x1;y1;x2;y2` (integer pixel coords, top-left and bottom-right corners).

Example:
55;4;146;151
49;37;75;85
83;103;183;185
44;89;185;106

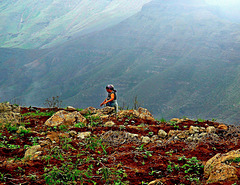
0;0;151;49
0;0;240;124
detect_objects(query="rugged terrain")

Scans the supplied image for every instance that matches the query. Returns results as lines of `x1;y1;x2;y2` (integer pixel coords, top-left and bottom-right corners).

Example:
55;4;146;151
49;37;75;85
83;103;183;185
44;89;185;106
0;102;240;185
1;0;240;124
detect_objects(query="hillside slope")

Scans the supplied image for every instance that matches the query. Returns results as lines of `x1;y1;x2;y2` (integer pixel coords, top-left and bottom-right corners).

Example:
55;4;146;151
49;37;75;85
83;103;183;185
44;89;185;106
0;0;151;49
0;0;240;124
0;103;240;184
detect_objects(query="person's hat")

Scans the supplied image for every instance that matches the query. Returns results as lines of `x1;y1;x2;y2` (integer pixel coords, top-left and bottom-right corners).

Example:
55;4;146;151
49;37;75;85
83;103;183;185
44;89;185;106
106;84;114;90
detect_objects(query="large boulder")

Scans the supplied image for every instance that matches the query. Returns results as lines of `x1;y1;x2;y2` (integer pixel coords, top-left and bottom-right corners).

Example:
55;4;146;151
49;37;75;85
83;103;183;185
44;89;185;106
118;107;155;121
23;145;42;161
99;107;115;115
80;107;97;115
118;109;140;119
45;110;87;127
138;107;155;121
0;102;21;125
204;149;240;183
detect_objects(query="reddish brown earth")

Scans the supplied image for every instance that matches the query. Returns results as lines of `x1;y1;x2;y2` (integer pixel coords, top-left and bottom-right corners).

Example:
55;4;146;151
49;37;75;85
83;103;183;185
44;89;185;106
0;107;240;185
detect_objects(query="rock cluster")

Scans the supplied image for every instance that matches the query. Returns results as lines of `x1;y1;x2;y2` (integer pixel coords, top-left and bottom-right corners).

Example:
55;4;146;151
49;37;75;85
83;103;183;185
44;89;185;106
22;106;236;184
0;102;20;125
166;125;220;142
79;106;155;122
102;130;140;146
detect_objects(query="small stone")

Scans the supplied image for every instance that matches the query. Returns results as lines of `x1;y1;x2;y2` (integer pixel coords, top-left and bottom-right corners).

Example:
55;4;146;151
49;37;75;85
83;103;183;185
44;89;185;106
155;140;163;144
100;115;109;119
77;132;91;139
170;118;181;123
148;179;164;185
199;127;206;132
189;126;200;134
177;131;188;139
186;136;193;142
199;133;207;138
39;140;50;147
217;124;228;131
69;130;77;137
128;133;139;139
66;106;76;110
151;135;159;142
141;136;151;143
158;129;167;138
168;130;181;137
104;121;115;127
206;126;216;133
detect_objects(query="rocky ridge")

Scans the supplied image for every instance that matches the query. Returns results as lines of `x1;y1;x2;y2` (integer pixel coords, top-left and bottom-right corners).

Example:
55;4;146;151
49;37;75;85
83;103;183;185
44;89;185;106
0;102;239;184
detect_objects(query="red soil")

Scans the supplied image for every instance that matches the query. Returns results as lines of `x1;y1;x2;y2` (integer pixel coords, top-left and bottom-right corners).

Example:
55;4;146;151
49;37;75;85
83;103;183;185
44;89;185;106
0;107;239;185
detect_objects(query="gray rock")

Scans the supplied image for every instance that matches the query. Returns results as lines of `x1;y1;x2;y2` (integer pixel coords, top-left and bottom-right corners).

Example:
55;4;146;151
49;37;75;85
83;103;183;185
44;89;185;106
151;135;159;142
158;129;167;138
69;130;77;137
77;132;91;139
186;136;193;142
141;136;151;143
104;121;115;127
189;126;200;134
206;126;216;133
24;145;42;161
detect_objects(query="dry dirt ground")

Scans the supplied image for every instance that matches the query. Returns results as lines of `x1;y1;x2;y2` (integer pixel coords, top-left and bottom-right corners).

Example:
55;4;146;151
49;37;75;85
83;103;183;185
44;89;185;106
0;107;240;185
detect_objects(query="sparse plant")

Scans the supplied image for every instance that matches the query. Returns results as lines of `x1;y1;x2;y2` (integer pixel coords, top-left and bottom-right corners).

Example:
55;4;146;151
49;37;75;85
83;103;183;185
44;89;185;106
18;127;30;136
0;172;12;182
27;174;37;181
44;96;62;108
148;132;154;136
43;163;83;185
74;122;86;128
143;150;153;158
22;110;55;117
212;118;217;122
6;123;18;133
59;124;68;131
167;163;173;173
133;95;140;110
159;117;166;123
197;118;205;123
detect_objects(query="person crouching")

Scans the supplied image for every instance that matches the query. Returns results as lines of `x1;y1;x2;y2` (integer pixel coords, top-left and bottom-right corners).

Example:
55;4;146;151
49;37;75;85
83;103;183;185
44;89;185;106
100;84;118;113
